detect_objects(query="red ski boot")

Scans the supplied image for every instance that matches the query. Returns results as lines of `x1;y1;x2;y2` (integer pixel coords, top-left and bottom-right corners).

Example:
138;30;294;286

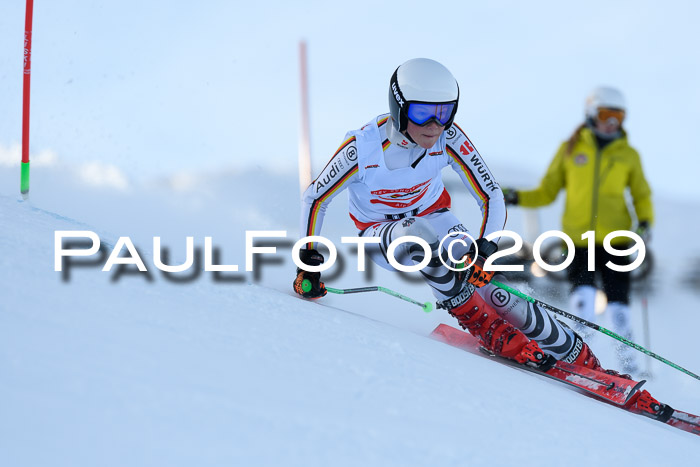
439;285;551;368
561;332;632;379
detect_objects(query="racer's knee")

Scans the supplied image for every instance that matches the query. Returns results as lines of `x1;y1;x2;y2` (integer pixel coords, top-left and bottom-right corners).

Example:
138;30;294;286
388;217;441;263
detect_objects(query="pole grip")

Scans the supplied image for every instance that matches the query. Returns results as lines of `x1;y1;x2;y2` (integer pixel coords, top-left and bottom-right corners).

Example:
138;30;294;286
301;279;312;293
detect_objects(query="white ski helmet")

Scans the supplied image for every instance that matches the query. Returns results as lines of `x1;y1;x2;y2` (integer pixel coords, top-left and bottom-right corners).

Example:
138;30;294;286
585;86;626;120
389;58;459;133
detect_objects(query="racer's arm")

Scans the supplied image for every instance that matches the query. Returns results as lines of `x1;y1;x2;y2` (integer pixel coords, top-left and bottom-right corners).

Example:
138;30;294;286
445;124;507;241
295;134;359;299
299;134;359;249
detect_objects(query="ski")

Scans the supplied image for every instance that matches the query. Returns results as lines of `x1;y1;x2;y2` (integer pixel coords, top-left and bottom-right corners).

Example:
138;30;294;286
431;323;643;405
431;323;700;437
628;406;700;436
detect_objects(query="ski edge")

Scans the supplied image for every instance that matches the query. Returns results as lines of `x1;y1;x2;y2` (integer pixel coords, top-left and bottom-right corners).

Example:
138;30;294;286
430;323;642;406
430;323;700;437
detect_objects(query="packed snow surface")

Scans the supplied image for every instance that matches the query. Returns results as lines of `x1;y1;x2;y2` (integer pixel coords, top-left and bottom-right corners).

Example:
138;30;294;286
1;166;699;466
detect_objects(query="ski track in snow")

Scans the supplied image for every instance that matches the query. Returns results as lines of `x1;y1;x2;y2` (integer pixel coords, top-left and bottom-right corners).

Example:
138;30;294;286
1;167;699;466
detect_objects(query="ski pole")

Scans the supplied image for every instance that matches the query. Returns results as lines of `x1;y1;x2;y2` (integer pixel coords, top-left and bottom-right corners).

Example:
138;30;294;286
301;279;433;312
492;279;700;382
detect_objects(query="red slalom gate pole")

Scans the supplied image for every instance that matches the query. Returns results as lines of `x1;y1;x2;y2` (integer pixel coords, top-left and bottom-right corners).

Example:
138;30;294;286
21;0;34;198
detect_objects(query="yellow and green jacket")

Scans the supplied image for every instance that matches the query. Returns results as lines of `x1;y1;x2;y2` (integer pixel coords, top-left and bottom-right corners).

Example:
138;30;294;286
518;126;653;246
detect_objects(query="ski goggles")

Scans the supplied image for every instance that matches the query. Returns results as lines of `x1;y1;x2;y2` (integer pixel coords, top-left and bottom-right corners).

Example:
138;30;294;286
406;102;457;126
595;107;625;124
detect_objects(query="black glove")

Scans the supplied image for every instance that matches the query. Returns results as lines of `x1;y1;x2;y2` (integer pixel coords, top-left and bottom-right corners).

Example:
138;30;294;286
293;249;327;299
636;220;651;244
458;238;499;288
502;188;519;206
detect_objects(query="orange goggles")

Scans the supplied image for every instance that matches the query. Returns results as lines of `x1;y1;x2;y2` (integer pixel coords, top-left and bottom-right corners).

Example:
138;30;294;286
596;108;625;124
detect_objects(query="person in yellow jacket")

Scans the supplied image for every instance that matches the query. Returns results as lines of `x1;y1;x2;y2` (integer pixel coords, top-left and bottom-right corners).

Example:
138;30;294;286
503;86;653;374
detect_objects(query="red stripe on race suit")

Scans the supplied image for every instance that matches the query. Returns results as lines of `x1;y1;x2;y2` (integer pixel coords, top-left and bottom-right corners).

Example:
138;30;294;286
350;188;452;231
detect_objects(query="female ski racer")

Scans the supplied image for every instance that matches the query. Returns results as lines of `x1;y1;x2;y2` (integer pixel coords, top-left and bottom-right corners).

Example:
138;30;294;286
503;86;653;374
292;58;655;403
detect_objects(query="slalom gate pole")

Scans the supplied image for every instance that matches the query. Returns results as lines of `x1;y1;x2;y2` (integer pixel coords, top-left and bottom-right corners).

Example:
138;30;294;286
297;40;312;195
492;280;700;382
21;0;34;199
301;279;433;312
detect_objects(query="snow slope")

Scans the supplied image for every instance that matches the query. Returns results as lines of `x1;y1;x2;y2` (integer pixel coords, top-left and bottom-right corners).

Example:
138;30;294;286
1;165;699;467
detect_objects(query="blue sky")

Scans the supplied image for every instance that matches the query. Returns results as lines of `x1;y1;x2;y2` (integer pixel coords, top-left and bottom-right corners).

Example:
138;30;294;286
1;0;699;199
